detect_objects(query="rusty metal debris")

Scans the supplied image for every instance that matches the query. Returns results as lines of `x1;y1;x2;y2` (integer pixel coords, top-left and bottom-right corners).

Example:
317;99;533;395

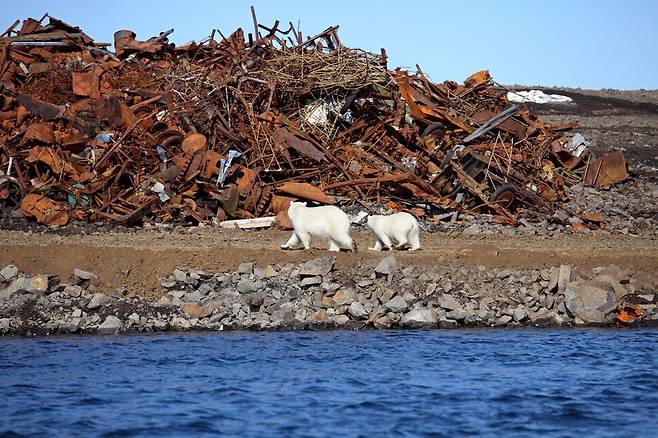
0;11;628;227
616;303;643;325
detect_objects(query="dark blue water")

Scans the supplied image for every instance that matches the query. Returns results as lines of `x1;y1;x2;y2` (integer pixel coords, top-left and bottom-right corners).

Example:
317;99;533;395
1;329;657;437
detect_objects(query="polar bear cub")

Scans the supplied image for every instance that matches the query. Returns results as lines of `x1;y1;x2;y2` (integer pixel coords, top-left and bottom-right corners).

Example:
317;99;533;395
280;201;356;252
366;212;421;251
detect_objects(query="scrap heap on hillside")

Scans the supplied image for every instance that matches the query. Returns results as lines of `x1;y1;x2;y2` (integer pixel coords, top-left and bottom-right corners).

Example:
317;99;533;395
0;10;627;228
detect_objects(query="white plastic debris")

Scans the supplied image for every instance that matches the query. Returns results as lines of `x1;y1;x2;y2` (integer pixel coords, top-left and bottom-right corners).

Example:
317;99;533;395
507;90;573;104
219;217;275;229
217;150;242;186
565;133;590;157
301;97;354;127
150;182;170;202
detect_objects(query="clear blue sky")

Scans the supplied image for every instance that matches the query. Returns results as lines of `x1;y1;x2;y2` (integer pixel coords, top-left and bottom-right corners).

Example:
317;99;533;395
3;0;657;89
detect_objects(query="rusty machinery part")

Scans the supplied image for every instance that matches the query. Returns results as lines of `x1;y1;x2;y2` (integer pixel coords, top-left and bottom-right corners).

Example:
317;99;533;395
489;183;518;210
0;10;621;227
0;176;26;210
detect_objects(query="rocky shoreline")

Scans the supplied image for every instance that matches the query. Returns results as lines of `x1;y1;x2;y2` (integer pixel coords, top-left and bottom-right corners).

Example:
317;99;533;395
1;256;656;336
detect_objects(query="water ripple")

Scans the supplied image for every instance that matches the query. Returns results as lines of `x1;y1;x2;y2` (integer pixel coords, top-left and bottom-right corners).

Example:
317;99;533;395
1;329;657;437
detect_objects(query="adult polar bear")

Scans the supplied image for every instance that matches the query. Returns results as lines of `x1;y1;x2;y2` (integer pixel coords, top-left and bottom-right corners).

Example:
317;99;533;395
280;201;357;252
366;212;421;251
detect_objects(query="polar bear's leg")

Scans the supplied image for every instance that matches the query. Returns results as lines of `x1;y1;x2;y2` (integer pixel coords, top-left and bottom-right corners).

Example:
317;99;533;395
328;238;340;252
369;238;384;251
337;236;355;252
392;229;409;250
408;226;421;251
281;232;301;250
298;231;312;250
377;232;393;251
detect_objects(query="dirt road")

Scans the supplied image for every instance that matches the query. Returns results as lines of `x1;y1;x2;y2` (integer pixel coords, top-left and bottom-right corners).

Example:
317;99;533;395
1;228;655;299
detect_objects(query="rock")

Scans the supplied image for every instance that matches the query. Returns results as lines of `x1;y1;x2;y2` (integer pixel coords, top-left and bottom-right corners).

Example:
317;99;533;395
496;269;514;280
512;306;528;322
253;267;266;280
557;265;573;294
348;302;368;319
321;295;335;308
128;313;141;325
437;294;462;311
63;318;81;333
87;293;111;309
374;316;392;329
446;309;468;321
0;318;11;331
173;269;187;283
529;308;563;327
263;265;279;278
385;296;408;312
298;257;335;277
564;282;616;323
183;291;203;302
97;315;122;334
300;276;322;288
438;315;459;329
402;292;417;303
0;265;18;281
498;315;513;325
182;301;219;319
332;314;350;325
1;275;48;296
171;317;191;330
196;283;213;296
64;285;83;297
374;256;398;277
333;289;356;306
30;274;49;293
238;262;254;275
71;308;82;318
310;309;328;323
237;278;262;294
546;268;560;292
402;308;437;326
161;278;176;288
73;268;96;281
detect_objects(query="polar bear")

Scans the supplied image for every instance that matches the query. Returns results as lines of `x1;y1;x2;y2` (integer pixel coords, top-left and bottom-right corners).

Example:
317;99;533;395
280;201;357;252
366;212;421;251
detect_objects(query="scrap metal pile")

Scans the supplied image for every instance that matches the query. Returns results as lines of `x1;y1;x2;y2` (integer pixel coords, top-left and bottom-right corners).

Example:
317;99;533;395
0;11;628;227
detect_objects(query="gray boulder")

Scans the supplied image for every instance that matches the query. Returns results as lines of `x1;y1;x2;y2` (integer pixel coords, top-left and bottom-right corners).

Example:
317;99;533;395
512;306;528;322
172;269;187;283
385;296;408;312
74;268;96;281
298;257;335;277
564;281;617;323
238;262;254;275
437;294;462;311
64;285;83;298
402;308;437;326
87;293;111;309
0;265;18;281
97;315;123;334
375;256;398;277
348;302;368;319
237;278;262;294
300;276;322;288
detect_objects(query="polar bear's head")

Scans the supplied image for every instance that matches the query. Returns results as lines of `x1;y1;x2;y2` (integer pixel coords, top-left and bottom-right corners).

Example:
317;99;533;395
287;201;308;219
